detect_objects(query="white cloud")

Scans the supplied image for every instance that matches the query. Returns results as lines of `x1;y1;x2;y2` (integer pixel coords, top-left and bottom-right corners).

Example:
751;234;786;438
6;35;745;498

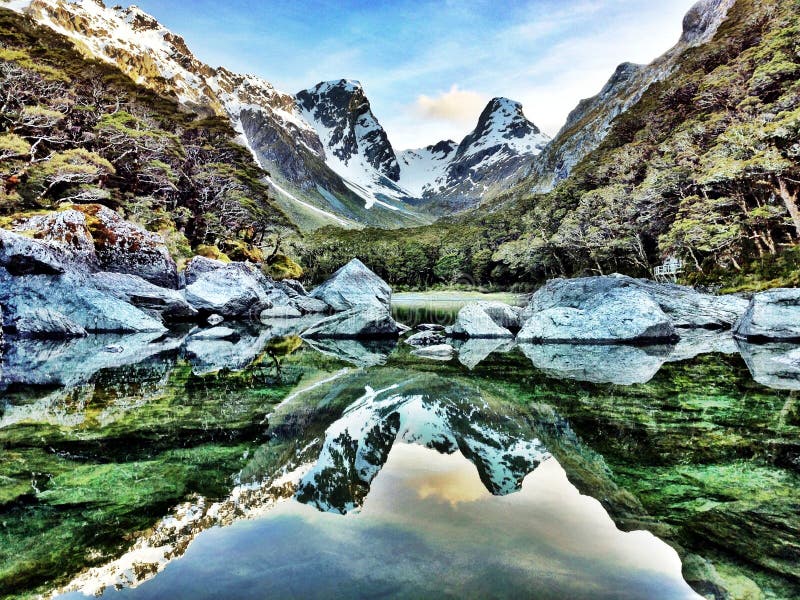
413;85;489;125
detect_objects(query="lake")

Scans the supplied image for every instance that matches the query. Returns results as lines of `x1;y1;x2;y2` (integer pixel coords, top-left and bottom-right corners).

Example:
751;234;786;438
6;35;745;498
1;296;798;599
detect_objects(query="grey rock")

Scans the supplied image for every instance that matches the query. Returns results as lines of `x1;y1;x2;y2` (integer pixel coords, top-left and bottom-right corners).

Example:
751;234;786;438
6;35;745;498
184;256;227;285
411;344;455;361
83;205;179;289
14;308;87;339
91;272;198;321
450;303;516;339
0;268;166;334
736;341;800;391
301;306;399;339
734;288;800;340
404;330;446;347
207;314;224;326
524;275;747;329
417;323;446;332
309;259;391;311
15;209;97;266
519;287;676;342
0;228;67;275
520;343;673;385
189;326;239;341
185;264;272;318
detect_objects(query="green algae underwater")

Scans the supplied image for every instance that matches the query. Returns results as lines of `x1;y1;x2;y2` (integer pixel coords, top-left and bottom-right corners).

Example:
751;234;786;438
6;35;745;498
0;322;798;600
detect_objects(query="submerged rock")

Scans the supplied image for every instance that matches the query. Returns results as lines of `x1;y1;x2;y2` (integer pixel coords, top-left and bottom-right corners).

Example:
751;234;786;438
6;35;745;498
309;259;391;311
189;326;239;341
301;307;399;339
454;337;516;370
450;303;515;339
734;288;800;340
518;288;676;343
411;344;455;361
14;308;87;339
90;272;198;321
0;331;182;388
260;305;303;319
404;330;447;346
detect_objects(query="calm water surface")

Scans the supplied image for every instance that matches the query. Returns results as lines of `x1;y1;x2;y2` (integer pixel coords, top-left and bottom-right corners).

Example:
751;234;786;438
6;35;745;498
0;297;798;600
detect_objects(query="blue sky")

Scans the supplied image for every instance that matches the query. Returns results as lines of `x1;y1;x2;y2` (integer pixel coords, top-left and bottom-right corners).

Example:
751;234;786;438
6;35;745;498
134;0;696;149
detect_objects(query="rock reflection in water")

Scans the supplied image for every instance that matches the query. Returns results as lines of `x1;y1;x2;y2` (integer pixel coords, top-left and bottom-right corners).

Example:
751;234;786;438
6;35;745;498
737;340;800;390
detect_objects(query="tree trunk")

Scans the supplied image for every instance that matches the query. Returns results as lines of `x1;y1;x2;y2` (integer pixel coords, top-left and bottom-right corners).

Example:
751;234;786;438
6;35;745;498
777;178;800;239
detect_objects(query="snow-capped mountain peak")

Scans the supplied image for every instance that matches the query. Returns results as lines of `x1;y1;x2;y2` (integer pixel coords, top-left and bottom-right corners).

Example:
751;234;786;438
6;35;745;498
397;97;550;212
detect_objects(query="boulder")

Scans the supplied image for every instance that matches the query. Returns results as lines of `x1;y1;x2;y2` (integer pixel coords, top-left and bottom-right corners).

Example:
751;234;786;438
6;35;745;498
185;263;272;318
310;259;391;311
90;272;198;321
184;256;227;286
0;268;166;334
275;280;330;314
15;209;97;266
301;306;399;339
412;344;455;361
518;287;677;343
734;288;800;340
450;303;515;339
417;323;446;332
524;275;748;329
207;314;224;326
74;205;179;289
0;228;67;275
404;330;447;347
189;326;239;341
14;308;87;339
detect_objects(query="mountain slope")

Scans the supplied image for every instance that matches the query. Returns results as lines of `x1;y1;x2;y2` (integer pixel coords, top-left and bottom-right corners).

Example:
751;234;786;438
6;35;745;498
0;7;291;263
521;0;736;193
3;0;432;229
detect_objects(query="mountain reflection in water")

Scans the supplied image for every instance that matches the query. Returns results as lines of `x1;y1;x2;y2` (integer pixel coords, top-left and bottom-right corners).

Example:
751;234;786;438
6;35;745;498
0;309;797;600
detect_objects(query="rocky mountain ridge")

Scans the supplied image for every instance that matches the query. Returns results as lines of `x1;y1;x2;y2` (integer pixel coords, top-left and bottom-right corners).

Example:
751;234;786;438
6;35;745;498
519;0;737;194
3;0;551;226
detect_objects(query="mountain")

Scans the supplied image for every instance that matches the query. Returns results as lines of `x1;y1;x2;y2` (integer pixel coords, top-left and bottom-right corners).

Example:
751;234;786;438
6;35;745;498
2;0;552;225
398;98;549;213
3;0;432;229
298;0;800;294
521;0;737;193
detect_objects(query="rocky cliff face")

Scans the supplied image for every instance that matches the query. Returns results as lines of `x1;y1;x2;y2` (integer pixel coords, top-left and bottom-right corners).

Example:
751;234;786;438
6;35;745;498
522;0;737;194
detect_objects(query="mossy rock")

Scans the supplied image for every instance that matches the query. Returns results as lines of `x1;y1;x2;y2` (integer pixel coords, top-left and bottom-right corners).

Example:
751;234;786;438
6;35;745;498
264;253;303;280
220;239;264;262
194;244;231;262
